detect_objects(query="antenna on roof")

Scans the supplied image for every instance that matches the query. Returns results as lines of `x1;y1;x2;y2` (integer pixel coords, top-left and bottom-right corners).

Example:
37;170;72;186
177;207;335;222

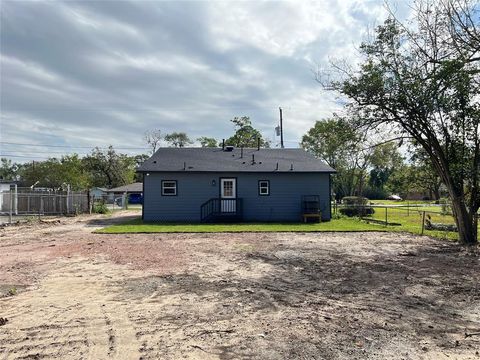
279;107;284;149
275;162;279;171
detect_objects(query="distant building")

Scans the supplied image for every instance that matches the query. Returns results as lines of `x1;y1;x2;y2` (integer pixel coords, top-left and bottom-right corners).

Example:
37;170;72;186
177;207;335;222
0;181;18;214
106;183;143;204
90;187;108;200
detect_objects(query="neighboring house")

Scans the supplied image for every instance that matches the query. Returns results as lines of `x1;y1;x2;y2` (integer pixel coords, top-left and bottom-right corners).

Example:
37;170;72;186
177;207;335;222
106;182;143;204
89;187;108;200
137;147;335;223
0;181;18;214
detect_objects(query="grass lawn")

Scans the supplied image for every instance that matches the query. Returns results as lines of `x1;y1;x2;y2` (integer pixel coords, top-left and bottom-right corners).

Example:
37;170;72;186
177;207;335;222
97;207;478;241
96;217;384;234
366;206;477;241
369;199;434;205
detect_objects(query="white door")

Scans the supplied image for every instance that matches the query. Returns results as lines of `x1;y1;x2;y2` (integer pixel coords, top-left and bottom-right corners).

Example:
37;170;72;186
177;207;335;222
220;178;236;213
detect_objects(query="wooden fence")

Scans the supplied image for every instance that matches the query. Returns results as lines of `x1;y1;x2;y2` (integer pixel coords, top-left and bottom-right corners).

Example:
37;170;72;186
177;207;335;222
0;191;90;215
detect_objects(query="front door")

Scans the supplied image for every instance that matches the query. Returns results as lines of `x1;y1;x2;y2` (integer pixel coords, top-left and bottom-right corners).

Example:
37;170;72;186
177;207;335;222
220;178;236;213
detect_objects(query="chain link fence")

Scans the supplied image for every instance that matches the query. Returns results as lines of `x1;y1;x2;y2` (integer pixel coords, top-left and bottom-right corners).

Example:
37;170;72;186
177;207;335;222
333;203;478;241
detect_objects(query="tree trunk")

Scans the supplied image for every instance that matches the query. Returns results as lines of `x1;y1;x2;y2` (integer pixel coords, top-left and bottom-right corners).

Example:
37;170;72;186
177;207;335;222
450;196;477;245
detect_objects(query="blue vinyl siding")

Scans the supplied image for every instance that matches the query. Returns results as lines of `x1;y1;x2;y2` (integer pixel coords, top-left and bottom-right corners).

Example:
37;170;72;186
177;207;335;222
143;172;331;222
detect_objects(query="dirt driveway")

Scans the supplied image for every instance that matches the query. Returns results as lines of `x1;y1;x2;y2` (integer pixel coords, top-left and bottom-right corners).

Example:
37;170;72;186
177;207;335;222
0;212;479;359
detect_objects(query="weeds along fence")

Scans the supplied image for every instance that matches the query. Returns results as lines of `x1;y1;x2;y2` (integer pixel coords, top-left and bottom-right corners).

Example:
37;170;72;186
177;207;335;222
333;203;479;241
0;189;90;217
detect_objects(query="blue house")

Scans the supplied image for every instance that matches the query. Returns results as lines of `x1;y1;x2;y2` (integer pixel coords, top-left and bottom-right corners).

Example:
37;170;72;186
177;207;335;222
137;147;335;223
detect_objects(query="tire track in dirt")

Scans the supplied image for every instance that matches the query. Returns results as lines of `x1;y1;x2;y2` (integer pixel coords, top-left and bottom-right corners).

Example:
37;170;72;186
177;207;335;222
0;258;141;360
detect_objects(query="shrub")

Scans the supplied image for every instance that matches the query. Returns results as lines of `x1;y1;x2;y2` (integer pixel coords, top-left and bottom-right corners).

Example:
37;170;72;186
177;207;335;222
362;186;388;200
93;202;109;214
339;207;375;217
342;196;369;206
340;196;374;217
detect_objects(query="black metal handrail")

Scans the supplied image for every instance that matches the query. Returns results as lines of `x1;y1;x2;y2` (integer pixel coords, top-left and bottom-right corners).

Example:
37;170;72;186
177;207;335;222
200;198;243;222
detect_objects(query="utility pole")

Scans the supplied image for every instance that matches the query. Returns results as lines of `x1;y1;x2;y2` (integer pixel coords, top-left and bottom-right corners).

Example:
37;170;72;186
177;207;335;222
279;107;284;148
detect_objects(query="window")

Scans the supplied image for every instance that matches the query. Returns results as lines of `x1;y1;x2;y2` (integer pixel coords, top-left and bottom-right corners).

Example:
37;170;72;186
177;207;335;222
258;180;270;196
162;180;177;196
223;181;233;197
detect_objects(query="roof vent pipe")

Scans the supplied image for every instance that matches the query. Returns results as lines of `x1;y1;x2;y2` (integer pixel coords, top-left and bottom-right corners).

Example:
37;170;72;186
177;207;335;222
276;162;279;171
183;162;186;170
290;163;294;171
251;154;255;165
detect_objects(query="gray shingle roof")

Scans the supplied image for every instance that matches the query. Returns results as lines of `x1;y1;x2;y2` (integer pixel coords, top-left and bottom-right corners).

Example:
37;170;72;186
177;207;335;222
107;182;143;193
137;148;335;173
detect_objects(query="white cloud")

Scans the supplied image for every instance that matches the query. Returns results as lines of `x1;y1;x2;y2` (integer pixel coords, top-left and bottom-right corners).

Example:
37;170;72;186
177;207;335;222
0;0;410;162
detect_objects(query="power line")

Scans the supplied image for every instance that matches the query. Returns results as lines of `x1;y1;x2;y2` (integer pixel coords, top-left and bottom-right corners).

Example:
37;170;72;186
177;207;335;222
0;105;284;112
0;104;334;113
0;154;52;159
0;142;148;150
1;149;93;155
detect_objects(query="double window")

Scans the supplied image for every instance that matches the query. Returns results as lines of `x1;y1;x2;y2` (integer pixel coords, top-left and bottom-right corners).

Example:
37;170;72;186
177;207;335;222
162;180;177;196
258;180;270;196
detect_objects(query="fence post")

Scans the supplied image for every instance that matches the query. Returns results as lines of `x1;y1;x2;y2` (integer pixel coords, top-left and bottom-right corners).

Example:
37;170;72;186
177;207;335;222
9;189;13;224
13;185;18;215
66;185;70;214
87;190;91;214
421;211;426;235
39;196;43;220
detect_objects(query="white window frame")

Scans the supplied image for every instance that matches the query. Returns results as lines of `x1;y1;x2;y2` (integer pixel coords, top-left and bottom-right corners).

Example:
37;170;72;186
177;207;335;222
258;180;270;196
162;180;177;196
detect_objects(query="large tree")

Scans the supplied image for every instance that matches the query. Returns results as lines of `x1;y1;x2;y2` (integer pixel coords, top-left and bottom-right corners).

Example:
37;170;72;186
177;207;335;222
83;146;136;188
20;155;90;190
164;132;192;148
0;158;19;181
144;129;163;154
324;0;479;244
301;117;371;198
368;142;404;195
225;116;270;148
197;136;218;148
410;149;444;200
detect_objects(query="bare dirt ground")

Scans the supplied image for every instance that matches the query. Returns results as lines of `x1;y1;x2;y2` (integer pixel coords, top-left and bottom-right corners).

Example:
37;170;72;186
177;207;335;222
0;212;479;360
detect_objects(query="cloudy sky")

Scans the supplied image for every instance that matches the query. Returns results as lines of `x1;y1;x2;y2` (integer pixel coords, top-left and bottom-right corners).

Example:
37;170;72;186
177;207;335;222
0;0;409;162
